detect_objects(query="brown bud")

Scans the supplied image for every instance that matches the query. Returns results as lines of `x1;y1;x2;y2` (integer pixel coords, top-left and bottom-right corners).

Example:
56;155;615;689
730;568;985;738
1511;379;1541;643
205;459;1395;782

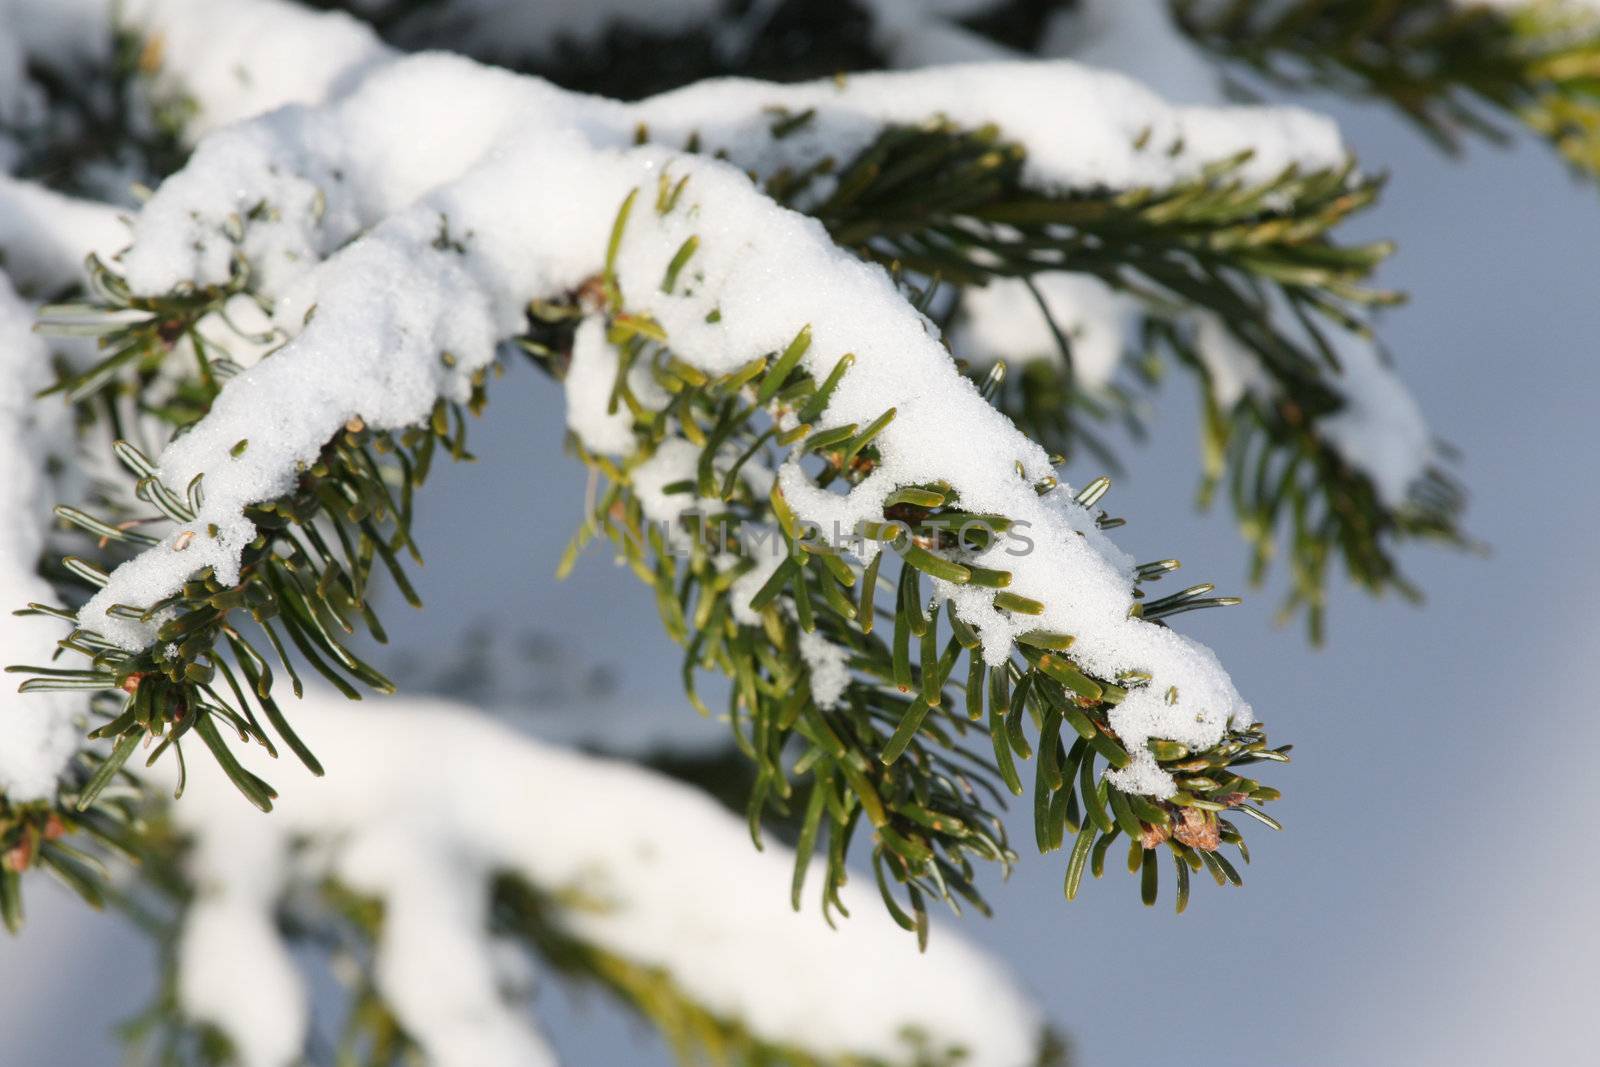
1172;807;1220;852
3;837;33;873
1139;822;1171;850
577;274;608;313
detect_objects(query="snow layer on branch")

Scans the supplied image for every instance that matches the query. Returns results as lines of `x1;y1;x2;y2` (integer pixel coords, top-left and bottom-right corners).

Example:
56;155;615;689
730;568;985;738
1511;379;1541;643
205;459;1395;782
565;315;673;454
0;176;128;294
158;689;1042;1067
81;51;1299;789
0;275;79;799
1312;324;1437;507
565;316;636;454
117;52;1347;300
1195;311;1270;410
798;627;854;709
631;62;1344;195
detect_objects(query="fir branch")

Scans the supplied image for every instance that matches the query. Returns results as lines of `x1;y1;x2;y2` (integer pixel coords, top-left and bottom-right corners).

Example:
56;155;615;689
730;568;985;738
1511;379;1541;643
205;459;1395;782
1153;317;1469;640
17;168;1287;930
736;116;1463;635
0;730;157;932
11;259;481;814
8;55;1344;933
532;191;1288;922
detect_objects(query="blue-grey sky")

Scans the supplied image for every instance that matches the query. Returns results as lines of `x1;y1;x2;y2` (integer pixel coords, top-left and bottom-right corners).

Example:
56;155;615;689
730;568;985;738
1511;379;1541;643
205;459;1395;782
3;91;1598;1067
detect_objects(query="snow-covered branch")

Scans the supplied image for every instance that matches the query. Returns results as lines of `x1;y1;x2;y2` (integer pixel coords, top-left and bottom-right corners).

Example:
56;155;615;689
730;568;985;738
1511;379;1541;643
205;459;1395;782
160;689;1044;1067
0;4;1359;938
1;0;1463;970
72;52;1328;794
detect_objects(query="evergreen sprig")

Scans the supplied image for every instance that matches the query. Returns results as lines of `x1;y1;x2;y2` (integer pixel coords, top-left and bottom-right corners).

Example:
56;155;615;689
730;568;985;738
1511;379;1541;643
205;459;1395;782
11;257;484;818
1155;318;1469;639
0;737;154;932
9;31;1456;939
523;187;1287;931
11;156;1303;932
725;115;1463;635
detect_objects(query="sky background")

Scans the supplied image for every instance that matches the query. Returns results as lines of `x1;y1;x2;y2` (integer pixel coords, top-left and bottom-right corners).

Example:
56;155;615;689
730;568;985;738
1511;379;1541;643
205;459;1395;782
4;84;1599;1067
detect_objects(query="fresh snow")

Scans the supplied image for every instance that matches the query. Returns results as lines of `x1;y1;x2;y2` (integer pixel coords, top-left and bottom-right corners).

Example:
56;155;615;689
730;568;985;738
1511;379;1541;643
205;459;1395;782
1311;324;1438;507
158;689;1043;1067
565;315;674;455
564;317;639;455
632;62;1345;196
